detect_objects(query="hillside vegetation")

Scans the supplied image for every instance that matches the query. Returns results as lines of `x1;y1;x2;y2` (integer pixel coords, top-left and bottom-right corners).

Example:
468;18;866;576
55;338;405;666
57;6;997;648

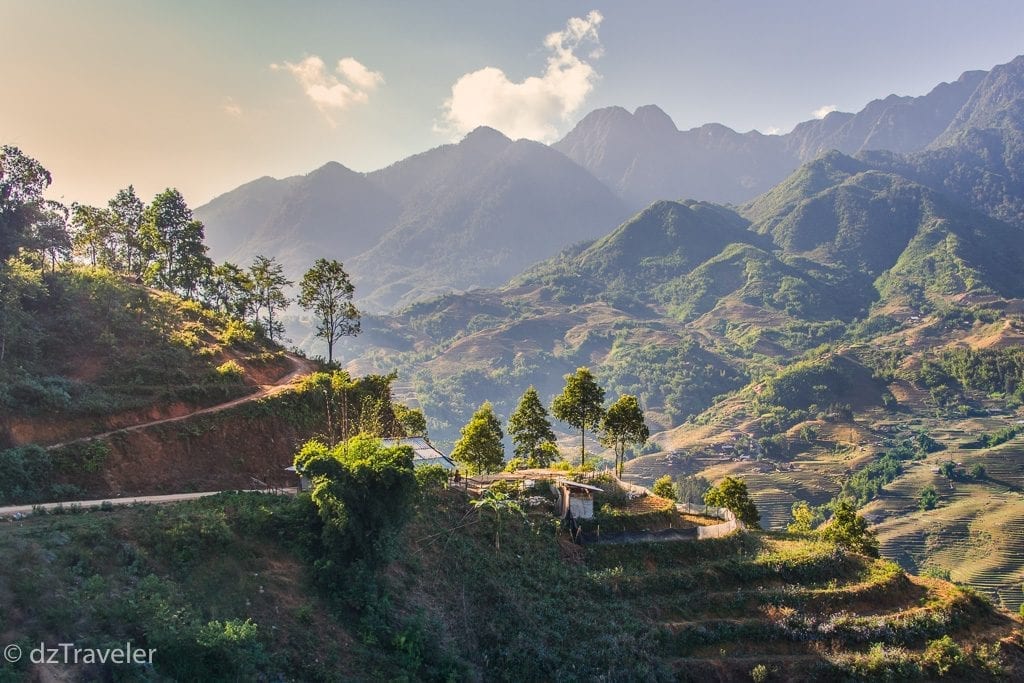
0;488;1020;681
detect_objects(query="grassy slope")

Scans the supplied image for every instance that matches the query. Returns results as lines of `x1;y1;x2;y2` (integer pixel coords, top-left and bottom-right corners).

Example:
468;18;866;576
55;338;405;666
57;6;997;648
0;491;1020;682
1;267;291;448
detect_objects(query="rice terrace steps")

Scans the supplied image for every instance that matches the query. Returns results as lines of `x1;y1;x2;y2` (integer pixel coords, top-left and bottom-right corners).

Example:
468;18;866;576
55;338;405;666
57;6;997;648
586;533;1023;680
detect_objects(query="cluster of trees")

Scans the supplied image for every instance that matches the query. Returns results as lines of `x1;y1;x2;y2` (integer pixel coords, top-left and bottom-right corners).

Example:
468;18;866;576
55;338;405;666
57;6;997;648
450;367;650;476
789;499;879;557
1;146;360;363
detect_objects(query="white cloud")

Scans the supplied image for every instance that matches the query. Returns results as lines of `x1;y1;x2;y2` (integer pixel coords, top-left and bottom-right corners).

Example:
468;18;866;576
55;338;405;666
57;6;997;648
221;97;243;118
272;55;384;123
439;10;603;142
812;104;838;119
762;126;783;136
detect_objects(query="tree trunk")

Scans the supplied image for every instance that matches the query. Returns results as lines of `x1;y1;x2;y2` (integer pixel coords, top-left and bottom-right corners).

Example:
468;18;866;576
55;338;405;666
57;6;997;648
580;421;586;467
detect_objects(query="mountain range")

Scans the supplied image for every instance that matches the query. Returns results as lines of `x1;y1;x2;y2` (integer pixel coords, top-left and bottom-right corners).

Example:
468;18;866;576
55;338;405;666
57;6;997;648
197;55;1024;312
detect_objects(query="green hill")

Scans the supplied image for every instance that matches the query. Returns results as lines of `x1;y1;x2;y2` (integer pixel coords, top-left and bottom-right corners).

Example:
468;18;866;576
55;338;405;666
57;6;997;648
1;489;1019;681
0;267;289;448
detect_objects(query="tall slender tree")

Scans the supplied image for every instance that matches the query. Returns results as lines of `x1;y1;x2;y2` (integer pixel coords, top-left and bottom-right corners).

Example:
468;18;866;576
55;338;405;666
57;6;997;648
141;188;193;289
600;394;650;477
249;255;292;342
30;200;70;272
108;185;145;276
552;367;605;467
70;204;115;267
298;258;360;364
508;386;558;467
202;262;254;319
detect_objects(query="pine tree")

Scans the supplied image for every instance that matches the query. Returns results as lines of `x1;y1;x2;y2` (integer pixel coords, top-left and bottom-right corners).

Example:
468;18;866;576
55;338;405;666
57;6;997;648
508;386;558;467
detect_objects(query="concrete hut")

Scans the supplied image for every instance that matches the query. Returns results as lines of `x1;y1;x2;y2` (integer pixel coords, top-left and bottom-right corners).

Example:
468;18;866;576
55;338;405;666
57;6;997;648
556;479;603;520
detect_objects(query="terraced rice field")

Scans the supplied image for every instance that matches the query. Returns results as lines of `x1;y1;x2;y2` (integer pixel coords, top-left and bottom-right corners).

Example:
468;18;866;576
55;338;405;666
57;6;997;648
585;533;1021;679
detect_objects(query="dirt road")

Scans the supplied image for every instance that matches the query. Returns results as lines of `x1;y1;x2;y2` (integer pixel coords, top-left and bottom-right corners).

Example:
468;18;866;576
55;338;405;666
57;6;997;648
48;352;318;450
0;489;292;519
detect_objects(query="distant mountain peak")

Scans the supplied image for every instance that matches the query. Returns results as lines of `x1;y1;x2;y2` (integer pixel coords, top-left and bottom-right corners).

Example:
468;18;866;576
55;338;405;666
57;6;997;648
634;104;678;134
462;126;512;145
306;160;361;180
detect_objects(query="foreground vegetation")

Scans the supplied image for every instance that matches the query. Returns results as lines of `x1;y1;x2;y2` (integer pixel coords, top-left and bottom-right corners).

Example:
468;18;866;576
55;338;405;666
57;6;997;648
0;480;1020;681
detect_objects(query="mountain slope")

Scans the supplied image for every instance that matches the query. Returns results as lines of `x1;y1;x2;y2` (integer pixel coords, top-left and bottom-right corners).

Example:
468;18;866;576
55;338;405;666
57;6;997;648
198;128;628;311
351;130;630;310
196;161;400;279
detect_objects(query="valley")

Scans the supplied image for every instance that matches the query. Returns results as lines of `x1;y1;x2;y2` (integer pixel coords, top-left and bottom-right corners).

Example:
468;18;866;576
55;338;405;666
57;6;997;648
4;33;1024;681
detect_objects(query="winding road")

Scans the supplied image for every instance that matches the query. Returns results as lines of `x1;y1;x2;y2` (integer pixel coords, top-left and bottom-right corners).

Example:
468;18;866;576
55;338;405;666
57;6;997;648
0;353;317;517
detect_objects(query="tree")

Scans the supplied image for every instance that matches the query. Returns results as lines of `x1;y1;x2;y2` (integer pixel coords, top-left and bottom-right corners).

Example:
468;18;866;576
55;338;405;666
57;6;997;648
0;146;51;262
140;189;211;295
675;474;711;505
249;255;291;343
652;475;677;501
393;404;427;437
141;188;192;289
108;185;145;276
294;435;417;573
969;463;986;479
451;401;505;475
552;367;605;467
29;200;70;272
173;220;213;299
704;476;760;528
600;394;649;477
202;262;255;319
788;501;821;535
508;386;557;467
938;460;957;480
297;258;360;364
918;485;939;511
70;204;115;267
470;487;525;550
819;500;879;557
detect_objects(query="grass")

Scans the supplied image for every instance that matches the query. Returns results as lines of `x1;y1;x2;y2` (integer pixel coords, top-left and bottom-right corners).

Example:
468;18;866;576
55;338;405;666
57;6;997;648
0;487;1020;681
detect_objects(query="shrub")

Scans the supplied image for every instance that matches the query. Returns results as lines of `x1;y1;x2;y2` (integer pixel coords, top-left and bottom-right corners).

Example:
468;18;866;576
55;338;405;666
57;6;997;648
215;360;245;381
751;663;769;683
820;501;879;557
923;635;964;676
219;319;255;346
415;464;449;492
0;445;54;504
652;475;677;501
918;485;939;511
704;476;760;527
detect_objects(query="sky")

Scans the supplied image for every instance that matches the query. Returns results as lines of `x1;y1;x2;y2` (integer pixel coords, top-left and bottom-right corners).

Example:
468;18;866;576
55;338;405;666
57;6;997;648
3;0;1024;208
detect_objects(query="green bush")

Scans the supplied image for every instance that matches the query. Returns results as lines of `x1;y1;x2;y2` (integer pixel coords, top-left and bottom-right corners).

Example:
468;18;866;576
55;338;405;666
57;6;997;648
214;359;245;382
0;444;53;504
923;635;965;676
918;485;939;511
652;474;677;501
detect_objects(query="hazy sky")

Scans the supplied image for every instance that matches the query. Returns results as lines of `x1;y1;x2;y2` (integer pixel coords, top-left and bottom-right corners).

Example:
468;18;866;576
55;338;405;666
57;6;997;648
3;1;1023;208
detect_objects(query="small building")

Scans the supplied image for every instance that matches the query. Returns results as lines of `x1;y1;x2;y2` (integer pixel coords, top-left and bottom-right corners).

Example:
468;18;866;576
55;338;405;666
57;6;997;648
284;465;311;492
555;479;603;520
